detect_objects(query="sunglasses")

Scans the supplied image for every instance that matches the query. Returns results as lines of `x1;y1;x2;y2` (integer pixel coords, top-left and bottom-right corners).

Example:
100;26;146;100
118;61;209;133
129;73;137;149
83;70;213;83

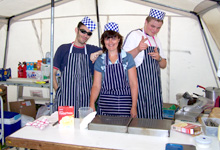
79;28;92;36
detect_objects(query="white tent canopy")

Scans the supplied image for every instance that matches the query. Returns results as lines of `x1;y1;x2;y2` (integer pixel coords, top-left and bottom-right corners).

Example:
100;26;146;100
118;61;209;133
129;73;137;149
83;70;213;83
0;0;220;104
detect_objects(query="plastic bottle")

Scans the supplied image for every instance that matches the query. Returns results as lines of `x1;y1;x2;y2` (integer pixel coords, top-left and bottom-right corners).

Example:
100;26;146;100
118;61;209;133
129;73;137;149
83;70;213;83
18;62;23;78
56;70;61;84
45;52;51;64
22;62;27;78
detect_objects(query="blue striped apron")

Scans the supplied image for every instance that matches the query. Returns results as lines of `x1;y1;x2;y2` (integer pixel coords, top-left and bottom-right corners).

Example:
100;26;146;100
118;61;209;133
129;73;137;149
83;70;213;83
137;46;163;119
54;43;92;118
97;52;132;117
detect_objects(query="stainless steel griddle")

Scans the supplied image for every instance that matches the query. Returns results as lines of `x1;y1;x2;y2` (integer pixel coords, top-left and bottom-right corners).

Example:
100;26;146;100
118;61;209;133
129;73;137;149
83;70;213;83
128;118;174;137
88;115;174;137
88;115;132;133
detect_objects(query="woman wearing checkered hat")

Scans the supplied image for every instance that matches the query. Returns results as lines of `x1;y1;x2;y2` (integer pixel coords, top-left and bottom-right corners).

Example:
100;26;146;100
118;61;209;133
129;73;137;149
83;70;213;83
90;22;138;118
123;8;167;119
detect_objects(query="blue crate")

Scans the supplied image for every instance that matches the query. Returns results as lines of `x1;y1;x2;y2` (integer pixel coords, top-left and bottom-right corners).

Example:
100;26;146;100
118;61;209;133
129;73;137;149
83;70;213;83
0;111;21;140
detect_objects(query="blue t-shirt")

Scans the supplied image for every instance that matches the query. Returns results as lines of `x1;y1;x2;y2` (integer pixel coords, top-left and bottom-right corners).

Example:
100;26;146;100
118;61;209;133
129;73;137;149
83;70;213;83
94;50;135;82
53;43;101;75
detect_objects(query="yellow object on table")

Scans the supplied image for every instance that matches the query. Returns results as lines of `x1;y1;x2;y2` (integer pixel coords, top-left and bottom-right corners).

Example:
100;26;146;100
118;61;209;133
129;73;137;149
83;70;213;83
35;81;46;84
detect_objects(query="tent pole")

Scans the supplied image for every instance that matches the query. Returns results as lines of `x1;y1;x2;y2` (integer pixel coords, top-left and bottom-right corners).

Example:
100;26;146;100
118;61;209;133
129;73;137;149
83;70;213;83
195;13;219;87
3;17;12;68
95;0;101;47
50;0;55;114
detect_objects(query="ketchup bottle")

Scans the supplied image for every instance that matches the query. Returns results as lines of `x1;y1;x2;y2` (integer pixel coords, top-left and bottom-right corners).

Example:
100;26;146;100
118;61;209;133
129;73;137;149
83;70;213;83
22;61;27;78
18;62;23;78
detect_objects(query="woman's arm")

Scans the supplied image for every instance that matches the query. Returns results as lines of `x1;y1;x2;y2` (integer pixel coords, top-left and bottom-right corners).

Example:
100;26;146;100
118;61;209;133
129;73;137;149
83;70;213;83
90;70;102;111
128;66;138;118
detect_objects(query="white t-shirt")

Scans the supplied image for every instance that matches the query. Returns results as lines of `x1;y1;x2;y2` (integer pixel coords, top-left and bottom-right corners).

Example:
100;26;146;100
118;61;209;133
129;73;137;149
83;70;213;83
123;28;166;67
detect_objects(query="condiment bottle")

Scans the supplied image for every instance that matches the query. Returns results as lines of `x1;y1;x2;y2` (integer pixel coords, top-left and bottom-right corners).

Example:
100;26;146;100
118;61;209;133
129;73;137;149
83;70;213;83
18;62;23;78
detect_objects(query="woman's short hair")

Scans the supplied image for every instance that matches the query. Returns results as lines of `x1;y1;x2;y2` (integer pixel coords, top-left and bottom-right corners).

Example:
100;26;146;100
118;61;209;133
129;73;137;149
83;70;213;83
101;30;123;53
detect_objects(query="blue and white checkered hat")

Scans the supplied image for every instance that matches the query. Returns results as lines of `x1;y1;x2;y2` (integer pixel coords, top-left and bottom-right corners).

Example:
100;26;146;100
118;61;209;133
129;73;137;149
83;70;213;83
104;22;119;33
81;16;96;32
149;8;165;20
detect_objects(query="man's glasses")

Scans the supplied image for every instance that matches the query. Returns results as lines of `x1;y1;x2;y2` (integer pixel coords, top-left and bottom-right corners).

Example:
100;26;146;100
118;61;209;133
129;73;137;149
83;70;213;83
79;28;92;36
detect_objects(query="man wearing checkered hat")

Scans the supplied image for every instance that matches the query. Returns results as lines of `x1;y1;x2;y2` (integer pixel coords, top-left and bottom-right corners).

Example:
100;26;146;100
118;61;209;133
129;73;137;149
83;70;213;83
123;8;167;119
53;16;102;118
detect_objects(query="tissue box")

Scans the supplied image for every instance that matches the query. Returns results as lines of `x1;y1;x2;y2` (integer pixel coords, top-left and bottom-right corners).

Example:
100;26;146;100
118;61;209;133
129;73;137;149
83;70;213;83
201;117;220;137
0;111;21;140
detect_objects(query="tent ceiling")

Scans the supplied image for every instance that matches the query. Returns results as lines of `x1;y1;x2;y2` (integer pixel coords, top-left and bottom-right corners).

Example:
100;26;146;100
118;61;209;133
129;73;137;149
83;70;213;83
0;0;219;49
0;0;219;19
0;0;71;20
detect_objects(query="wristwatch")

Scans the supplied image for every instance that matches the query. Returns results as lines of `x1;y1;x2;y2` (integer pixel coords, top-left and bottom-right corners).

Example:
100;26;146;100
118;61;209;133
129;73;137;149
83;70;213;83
158;56;162;62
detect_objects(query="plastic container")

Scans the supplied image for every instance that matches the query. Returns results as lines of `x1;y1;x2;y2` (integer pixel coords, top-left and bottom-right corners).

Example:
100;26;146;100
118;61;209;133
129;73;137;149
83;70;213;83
201;117;220;136
45;52;51;64
0;111;21;140
195;135;212;148
78;107;93;119
41;63;50;80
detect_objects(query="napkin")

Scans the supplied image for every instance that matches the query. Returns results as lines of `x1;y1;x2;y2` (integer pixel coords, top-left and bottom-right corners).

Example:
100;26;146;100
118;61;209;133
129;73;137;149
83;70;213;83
26;117;49;130
80;111;97;129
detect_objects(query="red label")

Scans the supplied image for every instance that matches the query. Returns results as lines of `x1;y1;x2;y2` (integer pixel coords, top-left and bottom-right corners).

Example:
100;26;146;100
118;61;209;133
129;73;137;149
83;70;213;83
58;106;74;123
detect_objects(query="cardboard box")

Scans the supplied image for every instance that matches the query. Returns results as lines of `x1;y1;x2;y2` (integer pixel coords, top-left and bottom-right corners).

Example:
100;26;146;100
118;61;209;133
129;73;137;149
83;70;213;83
0;85;8;111
9;99;36;118
163;103;179;120
171;122;202;136
58;106;74;127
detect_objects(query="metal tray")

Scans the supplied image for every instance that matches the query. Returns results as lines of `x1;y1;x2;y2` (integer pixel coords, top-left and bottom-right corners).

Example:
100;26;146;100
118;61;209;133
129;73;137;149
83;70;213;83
88;115;132;133
128;118;174;137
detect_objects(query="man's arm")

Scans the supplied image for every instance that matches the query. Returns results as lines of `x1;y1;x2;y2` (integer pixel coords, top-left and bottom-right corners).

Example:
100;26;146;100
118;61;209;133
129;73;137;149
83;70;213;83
90;50;103;63
126;36;148;58
53;68;58;91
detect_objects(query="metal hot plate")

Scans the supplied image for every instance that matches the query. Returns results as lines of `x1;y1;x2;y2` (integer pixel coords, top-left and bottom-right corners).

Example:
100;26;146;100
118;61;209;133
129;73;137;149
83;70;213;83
128;118;174;137
88;115;132;133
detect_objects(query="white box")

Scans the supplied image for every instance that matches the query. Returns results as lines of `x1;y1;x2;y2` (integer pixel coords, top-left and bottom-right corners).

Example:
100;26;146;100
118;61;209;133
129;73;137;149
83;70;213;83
26;70;42;80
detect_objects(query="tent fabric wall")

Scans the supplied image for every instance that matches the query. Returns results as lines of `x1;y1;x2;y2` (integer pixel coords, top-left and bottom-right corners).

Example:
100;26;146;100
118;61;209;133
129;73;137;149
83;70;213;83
0;0;220;104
